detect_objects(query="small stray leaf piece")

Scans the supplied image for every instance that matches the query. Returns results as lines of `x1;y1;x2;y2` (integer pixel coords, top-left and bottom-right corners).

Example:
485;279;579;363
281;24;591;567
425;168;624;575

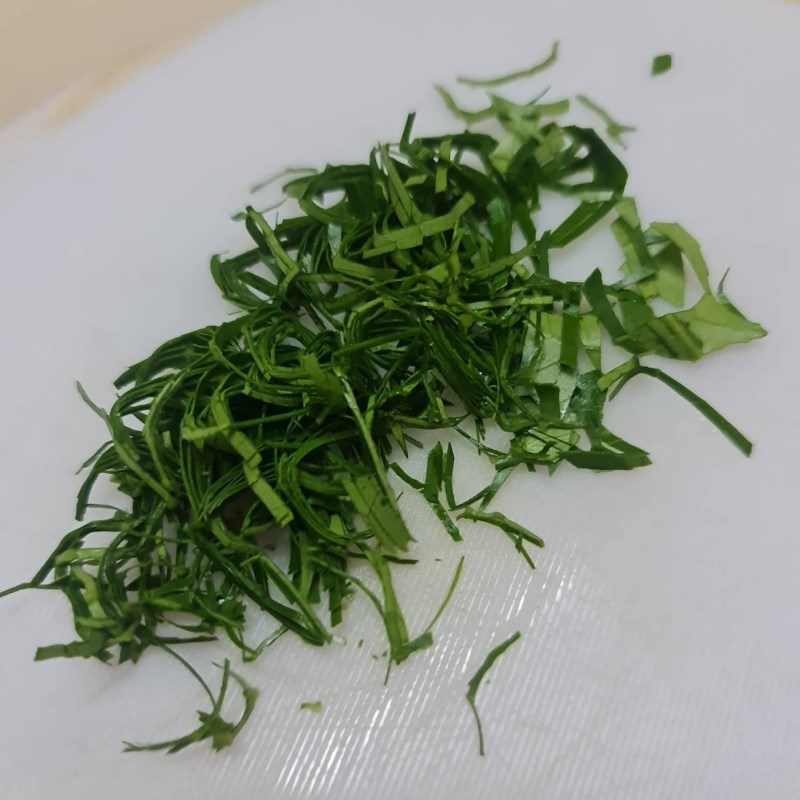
651;54;673;76
465;631;521;756
123;661;257;754
576;95;636;148
300;701;323;713
457;41;559;88
459;508;543;570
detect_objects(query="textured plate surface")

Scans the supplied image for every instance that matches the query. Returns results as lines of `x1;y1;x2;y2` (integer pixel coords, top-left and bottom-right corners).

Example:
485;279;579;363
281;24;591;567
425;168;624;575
0;0;799;797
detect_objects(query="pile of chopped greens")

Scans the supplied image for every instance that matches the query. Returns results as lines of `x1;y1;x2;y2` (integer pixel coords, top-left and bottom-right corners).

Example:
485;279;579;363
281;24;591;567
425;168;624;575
1;44;765;755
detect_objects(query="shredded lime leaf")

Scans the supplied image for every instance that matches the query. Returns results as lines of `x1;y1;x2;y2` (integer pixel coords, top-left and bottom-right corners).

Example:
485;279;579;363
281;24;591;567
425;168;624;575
457;42;559;88
123;660;257;754
465;631;521;755
651;54;673;76
576;94;637;148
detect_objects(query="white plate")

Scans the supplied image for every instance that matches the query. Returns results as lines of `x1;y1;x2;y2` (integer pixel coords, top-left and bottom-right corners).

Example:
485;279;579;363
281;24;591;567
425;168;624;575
1;0;799;797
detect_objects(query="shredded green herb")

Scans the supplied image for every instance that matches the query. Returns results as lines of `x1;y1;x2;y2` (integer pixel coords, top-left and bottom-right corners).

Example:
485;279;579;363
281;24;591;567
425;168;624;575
299;701;323;713
576;94;637;148
459;508;543;570
457;41;559;88
123;660;257;754
651;54;673;76
1;45;765;756
465;631;521;755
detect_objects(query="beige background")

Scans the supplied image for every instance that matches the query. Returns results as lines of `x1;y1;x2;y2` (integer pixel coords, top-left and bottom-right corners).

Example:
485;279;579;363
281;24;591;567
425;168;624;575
0;0;257;127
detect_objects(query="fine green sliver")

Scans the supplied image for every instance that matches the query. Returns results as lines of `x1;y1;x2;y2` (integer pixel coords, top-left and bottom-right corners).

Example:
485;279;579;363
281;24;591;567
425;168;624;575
465;631;522;755
457;41;559;88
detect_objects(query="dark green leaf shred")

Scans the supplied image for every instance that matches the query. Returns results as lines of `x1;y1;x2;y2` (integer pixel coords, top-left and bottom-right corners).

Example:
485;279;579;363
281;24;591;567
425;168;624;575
651;54;673;76
465;630;521;755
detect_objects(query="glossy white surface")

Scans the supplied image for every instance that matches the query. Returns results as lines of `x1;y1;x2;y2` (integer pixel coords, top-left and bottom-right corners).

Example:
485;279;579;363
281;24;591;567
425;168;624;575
1;0;798;797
